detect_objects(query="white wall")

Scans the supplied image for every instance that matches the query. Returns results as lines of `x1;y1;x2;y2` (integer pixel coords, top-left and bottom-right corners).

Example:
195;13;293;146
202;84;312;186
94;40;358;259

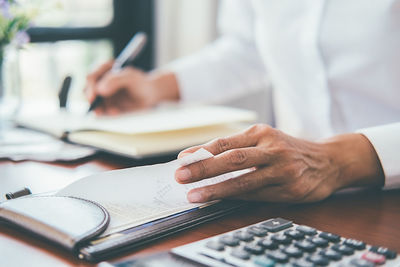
154;0;218;67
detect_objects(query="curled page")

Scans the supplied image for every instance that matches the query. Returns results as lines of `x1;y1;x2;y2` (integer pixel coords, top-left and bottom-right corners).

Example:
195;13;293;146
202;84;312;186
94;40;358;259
56;149;246;236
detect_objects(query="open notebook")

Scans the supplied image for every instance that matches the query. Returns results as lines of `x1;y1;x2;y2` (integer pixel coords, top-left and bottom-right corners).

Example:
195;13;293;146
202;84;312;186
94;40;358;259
56;149;247;236
0;149;249;261
16;105;257;158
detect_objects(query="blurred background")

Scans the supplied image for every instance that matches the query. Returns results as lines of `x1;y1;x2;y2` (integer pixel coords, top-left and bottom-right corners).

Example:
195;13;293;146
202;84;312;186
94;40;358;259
13;0;271;122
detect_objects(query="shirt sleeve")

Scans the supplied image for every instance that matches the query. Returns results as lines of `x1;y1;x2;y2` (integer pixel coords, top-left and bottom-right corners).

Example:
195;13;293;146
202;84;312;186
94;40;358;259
166;0;268;104
357;122;400;189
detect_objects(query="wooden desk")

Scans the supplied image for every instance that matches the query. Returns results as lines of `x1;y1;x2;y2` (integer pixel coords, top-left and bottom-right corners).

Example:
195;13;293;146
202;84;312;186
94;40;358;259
1;154;399;267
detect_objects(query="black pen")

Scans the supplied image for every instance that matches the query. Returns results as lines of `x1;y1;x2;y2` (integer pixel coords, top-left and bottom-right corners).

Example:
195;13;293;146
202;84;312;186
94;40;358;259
58;76;72;109
87;32;148;113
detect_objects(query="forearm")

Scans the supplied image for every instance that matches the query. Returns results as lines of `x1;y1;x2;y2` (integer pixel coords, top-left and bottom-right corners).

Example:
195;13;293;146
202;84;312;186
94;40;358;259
165;37;268;104
164;1;267;104
322;133;385;190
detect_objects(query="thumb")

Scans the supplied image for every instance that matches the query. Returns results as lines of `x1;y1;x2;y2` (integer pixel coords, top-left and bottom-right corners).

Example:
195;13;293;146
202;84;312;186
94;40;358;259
95;72;130;97
95;67;143;98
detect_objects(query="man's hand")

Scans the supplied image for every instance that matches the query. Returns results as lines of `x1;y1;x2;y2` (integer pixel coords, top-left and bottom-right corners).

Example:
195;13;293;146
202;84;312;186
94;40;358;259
85;61;180;115
175;124;384;203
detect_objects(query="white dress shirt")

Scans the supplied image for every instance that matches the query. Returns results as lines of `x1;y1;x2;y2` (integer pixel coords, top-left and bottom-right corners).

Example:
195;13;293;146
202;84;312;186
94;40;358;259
168;0;400;189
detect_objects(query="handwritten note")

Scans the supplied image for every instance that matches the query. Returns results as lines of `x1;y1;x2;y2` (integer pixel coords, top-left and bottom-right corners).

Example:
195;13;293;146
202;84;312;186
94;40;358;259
56;149;245;236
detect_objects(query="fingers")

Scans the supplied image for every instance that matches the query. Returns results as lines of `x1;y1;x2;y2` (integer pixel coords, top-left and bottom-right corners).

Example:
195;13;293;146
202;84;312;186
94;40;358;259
176;147;273;183
93;90;134;116
176;127;270;183
178;128;259;158
85;60;114;102
95;69;131;97
186;168;281;202
93;102;121;116
94;67;147;101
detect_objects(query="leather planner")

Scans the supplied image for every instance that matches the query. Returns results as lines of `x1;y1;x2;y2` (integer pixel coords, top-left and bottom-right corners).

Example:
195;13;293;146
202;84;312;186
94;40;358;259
0;196;110;252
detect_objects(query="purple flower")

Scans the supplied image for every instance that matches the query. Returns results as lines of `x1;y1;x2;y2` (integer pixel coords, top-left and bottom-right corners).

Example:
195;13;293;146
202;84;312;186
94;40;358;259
12;31;29;47
0;0;12;19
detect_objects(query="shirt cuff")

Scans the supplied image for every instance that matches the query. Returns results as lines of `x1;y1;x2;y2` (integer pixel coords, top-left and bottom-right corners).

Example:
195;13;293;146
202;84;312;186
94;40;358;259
166;57;209;103
357;122;400;189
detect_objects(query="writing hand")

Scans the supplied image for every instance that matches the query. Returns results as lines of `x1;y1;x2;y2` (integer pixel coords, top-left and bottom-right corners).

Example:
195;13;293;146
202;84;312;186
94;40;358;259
84;61;180;115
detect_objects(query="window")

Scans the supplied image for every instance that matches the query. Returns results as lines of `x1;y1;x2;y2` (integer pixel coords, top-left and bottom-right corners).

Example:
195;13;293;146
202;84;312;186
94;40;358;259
20;0;153;107
34;0;113;27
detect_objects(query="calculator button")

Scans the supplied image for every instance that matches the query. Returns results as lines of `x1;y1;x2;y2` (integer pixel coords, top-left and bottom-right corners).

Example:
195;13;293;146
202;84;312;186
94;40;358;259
230;248;251;260
248;226;269;237
233;231;254;242
266;250;289;263
319;249;342;261
349;258;375;267
306;255;330;266
344;239;366;250
294;240;317;252
296;225;317;236
258;238;279;250
219;235;240;246
361;251;386;265
282;246;303;258
319;232;341;243
205;241;224;251
284;229;305;240
331;244;354;255
271;234;292;245
292;259;315;267
244;244;264;255
369;246;397;259
261;218;293;232
309;236;329;247
253;256;276;267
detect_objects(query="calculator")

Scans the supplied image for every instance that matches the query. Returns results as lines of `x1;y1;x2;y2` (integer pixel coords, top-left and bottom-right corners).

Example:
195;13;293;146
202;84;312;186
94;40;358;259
171;217;399;267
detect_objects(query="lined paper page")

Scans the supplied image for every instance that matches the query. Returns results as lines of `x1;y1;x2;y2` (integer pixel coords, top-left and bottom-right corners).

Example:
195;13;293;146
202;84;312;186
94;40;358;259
56;149;248;236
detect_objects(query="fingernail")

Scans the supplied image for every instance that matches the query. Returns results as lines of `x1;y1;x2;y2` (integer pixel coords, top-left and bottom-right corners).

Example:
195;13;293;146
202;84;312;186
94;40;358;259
188;191;203;202
178;152;191;159
176;168;192;182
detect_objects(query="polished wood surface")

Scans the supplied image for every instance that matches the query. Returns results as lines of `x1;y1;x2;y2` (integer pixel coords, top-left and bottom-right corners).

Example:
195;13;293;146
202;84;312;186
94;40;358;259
1;153;399;267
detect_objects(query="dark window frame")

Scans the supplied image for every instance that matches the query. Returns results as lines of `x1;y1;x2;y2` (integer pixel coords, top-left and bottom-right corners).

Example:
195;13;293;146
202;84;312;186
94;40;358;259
27;0;154;70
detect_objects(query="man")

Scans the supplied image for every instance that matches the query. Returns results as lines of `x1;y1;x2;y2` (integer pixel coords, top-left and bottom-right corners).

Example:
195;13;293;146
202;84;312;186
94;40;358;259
85;1;400;203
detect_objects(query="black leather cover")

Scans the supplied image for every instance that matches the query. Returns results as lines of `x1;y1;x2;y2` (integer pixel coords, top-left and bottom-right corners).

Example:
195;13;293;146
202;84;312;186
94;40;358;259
0;196;109;251
79;200;247;262
0;196;245;262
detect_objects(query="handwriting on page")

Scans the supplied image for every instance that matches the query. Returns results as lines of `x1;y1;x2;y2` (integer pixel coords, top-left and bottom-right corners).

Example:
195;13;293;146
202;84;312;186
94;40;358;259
56;149;247;236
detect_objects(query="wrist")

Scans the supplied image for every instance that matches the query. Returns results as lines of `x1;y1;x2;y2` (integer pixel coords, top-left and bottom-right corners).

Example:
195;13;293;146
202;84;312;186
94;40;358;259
321;133;384;190
146;71;180;105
